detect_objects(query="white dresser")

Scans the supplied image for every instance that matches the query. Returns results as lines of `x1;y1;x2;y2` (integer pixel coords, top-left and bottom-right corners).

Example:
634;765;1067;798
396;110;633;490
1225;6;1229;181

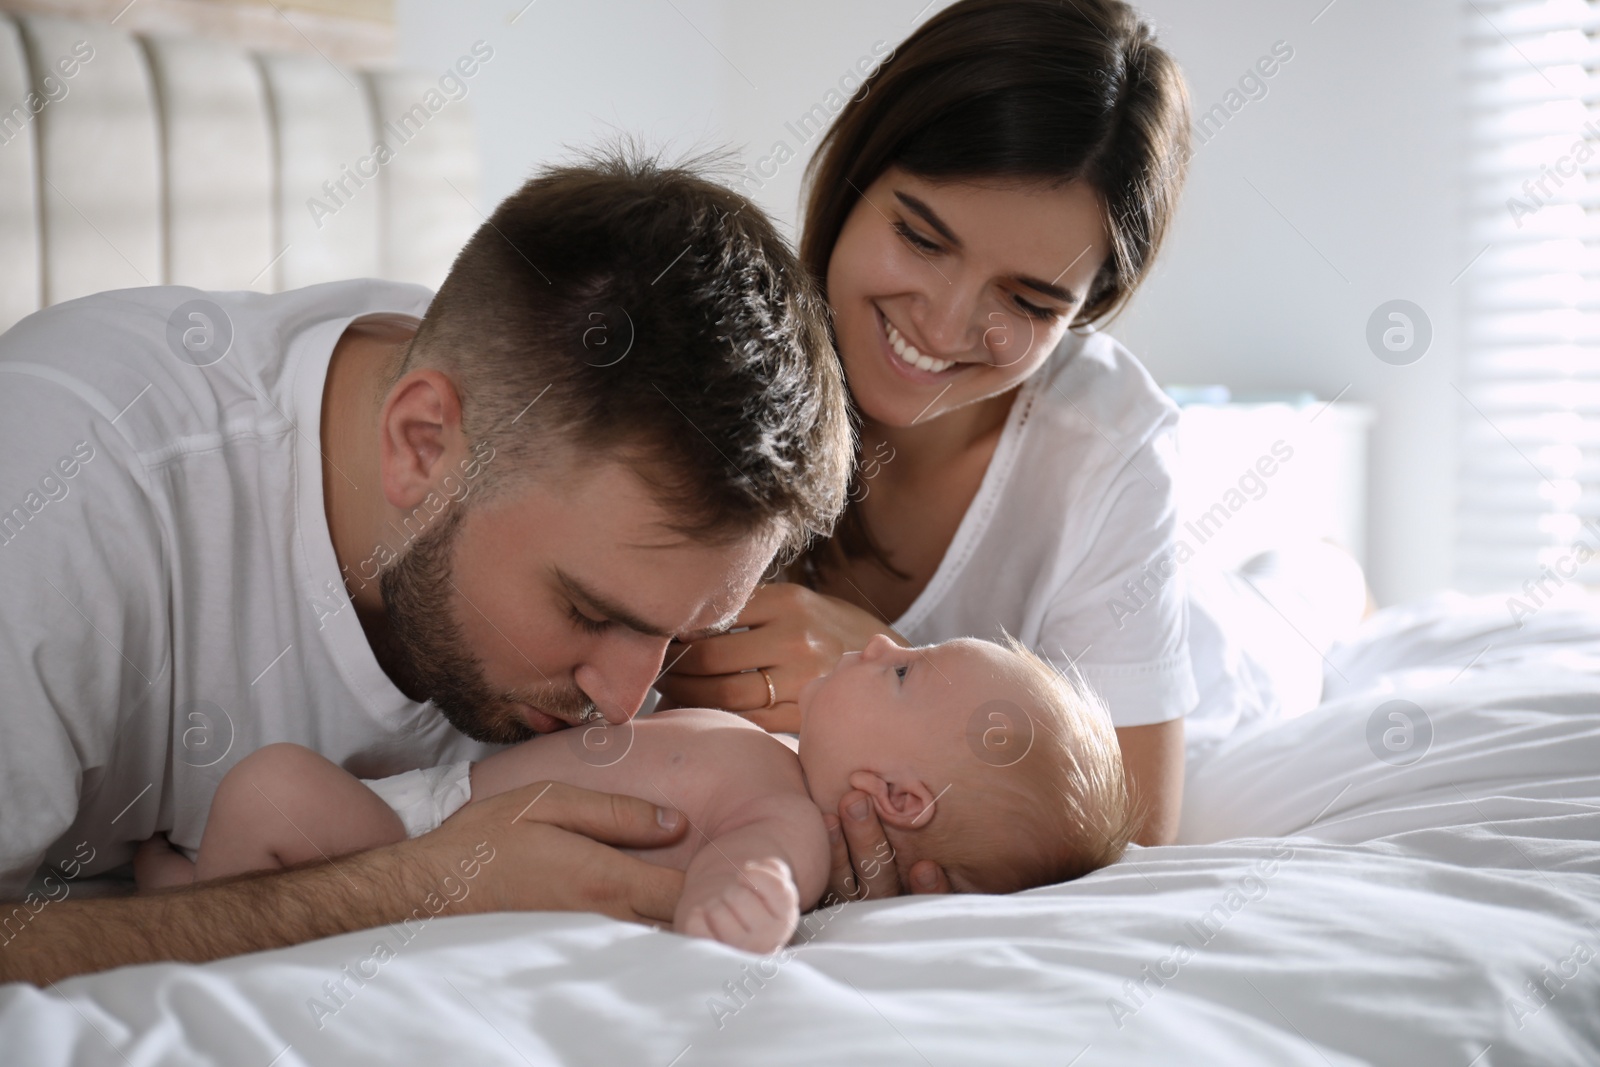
1171;399;1375;572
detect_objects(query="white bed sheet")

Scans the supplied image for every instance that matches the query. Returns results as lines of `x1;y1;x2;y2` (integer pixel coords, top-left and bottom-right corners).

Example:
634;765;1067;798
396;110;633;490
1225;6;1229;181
3;597;1598;1066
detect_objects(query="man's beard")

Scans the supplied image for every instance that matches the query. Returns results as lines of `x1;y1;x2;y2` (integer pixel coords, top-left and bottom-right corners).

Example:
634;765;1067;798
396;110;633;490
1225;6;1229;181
375;501;597;744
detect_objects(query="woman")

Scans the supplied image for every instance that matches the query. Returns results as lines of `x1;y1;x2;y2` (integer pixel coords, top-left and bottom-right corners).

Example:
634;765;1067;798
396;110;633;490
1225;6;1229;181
657;0;1196;898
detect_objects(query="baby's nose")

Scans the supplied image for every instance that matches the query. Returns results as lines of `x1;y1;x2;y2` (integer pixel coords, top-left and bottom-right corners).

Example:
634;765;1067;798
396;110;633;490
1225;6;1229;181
860;633;898;661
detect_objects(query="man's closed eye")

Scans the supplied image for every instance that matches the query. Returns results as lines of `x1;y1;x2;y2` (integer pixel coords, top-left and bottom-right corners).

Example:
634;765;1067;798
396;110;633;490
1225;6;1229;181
569;605;611;635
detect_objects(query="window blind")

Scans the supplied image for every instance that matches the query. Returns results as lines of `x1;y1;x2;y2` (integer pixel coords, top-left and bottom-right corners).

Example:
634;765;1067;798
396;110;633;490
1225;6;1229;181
1458;0;1600;598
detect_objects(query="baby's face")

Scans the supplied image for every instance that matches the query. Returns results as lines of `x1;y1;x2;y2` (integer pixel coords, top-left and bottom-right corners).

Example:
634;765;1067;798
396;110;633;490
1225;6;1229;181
795;635;1039;817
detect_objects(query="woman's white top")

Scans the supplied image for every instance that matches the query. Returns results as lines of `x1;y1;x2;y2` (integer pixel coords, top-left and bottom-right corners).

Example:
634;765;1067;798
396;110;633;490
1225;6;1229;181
892;327;1198;729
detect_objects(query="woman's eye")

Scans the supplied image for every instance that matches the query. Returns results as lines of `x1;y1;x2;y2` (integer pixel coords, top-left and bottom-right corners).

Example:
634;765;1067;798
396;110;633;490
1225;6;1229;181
1014;296;1061;321
893;222;941;253
569;606;610;635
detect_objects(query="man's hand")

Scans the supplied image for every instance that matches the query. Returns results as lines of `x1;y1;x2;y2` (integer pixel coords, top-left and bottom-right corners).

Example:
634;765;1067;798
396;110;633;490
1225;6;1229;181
824;791;951;903
0;782;688;985
418;781;688;924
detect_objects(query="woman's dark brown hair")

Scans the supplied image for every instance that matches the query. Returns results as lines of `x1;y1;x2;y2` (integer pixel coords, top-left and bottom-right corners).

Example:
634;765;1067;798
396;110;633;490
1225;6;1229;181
794;0;1192;583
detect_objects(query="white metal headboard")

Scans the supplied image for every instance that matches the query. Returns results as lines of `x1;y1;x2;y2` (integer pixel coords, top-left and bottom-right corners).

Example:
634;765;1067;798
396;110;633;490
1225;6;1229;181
0;12;479;332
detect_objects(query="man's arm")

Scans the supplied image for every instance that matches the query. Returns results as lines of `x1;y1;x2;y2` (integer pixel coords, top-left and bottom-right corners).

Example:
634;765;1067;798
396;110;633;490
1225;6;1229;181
0;782;687;986
1116;718;1185;846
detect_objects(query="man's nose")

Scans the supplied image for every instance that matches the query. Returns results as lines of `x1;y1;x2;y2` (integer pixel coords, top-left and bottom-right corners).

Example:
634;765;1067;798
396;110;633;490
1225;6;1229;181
574;636;670;725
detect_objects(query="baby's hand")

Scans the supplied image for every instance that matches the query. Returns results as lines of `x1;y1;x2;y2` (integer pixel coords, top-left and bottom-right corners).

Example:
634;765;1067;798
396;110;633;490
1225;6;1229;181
678;858;799;955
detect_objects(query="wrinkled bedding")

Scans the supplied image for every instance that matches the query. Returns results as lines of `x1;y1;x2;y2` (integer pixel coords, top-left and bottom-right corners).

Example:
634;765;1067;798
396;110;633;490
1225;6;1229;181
3;596;1598;1065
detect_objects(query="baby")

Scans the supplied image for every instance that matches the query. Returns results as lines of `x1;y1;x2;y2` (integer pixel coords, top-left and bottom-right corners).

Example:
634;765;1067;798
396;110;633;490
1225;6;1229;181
136;634;1135;954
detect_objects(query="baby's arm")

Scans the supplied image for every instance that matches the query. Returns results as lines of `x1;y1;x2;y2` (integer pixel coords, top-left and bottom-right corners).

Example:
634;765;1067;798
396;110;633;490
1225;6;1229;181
676;795;829;955
136;743;406;890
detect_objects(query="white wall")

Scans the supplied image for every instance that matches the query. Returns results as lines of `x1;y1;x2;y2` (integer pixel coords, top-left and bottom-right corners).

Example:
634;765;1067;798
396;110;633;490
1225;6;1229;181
397;0;1467;606
713;1;938;241
1115;0;1465;607
394;0;732;208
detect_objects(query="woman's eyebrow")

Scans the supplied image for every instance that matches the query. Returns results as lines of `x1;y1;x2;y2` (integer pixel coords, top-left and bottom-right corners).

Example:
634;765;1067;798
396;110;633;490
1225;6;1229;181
1016;275;1077;304
894;190;964;248
892;190;1079;305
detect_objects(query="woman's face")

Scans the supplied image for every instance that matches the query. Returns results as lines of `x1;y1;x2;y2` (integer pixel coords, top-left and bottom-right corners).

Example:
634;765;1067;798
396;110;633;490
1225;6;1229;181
825;166;1110;429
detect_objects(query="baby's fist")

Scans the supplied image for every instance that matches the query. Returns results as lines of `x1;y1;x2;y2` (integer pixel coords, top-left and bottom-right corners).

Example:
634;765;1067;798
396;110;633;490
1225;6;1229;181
678;858;800;955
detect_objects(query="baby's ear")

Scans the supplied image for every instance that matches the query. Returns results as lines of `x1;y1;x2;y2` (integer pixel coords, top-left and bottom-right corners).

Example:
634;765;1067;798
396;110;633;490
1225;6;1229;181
847;770;940;830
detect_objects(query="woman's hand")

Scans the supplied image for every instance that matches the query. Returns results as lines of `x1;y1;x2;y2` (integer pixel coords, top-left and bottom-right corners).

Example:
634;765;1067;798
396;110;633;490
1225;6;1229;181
655;582;900;732
824;790;951;902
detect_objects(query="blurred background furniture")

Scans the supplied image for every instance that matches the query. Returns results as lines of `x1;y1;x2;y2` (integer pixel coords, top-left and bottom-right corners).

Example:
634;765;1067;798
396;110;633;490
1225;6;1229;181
1170;395;1375;571
0;2;477;333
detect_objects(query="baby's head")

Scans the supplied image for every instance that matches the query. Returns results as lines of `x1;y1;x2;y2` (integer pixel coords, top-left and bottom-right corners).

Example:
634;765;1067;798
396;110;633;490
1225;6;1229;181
797;634;1135;894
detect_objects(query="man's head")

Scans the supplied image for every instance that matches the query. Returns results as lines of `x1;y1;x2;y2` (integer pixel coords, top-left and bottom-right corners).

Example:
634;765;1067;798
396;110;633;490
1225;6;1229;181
366;146;852;743
796;634;1136;894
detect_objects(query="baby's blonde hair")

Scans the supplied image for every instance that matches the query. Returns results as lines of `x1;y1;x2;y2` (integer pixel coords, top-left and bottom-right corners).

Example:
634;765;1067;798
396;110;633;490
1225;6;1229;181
918;634;1139;894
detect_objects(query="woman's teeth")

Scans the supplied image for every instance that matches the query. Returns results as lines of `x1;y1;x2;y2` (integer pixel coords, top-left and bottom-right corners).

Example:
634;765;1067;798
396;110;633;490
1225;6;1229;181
884;317;955;374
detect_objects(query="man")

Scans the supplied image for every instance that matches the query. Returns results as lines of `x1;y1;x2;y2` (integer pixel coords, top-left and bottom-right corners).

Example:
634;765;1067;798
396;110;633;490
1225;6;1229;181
0;148;852;984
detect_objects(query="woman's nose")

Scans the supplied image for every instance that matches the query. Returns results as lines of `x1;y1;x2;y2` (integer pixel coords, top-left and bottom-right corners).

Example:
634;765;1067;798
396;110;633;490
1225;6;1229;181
917;282;981;355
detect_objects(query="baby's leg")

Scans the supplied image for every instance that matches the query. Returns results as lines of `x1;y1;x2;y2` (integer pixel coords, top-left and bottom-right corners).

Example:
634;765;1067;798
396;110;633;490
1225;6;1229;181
193;742;406;882
133;834;197;890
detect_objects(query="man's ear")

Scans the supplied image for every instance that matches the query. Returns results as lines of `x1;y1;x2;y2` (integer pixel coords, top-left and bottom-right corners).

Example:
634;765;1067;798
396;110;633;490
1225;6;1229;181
847;770;940;830
378;369;465;510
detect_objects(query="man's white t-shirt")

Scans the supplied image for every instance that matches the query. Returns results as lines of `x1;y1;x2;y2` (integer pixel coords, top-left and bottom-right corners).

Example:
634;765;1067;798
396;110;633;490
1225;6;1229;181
0;282;497;897
892;328;1200;730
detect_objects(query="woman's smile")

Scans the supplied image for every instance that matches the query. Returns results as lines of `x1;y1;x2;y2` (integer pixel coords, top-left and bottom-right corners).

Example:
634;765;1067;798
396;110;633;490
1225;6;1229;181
879;305;960;375
826;169;1107;431
875;304;966;384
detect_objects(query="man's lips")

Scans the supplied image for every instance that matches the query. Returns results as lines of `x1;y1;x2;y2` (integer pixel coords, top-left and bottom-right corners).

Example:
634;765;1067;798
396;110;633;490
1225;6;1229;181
515;702;570;734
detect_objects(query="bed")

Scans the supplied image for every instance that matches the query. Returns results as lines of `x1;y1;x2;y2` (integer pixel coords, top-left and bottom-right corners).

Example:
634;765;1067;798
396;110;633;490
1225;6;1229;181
3;11;1598;1067
4;593;1597;1065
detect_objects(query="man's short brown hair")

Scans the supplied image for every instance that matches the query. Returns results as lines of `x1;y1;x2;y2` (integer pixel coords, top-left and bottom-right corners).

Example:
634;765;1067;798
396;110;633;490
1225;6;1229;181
400;142;853;561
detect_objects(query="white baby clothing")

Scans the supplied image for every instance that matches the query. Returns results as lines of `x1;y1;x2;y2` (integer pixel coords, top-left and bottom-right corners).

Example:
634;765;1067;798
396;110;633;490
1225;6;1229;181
361;760;475;839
